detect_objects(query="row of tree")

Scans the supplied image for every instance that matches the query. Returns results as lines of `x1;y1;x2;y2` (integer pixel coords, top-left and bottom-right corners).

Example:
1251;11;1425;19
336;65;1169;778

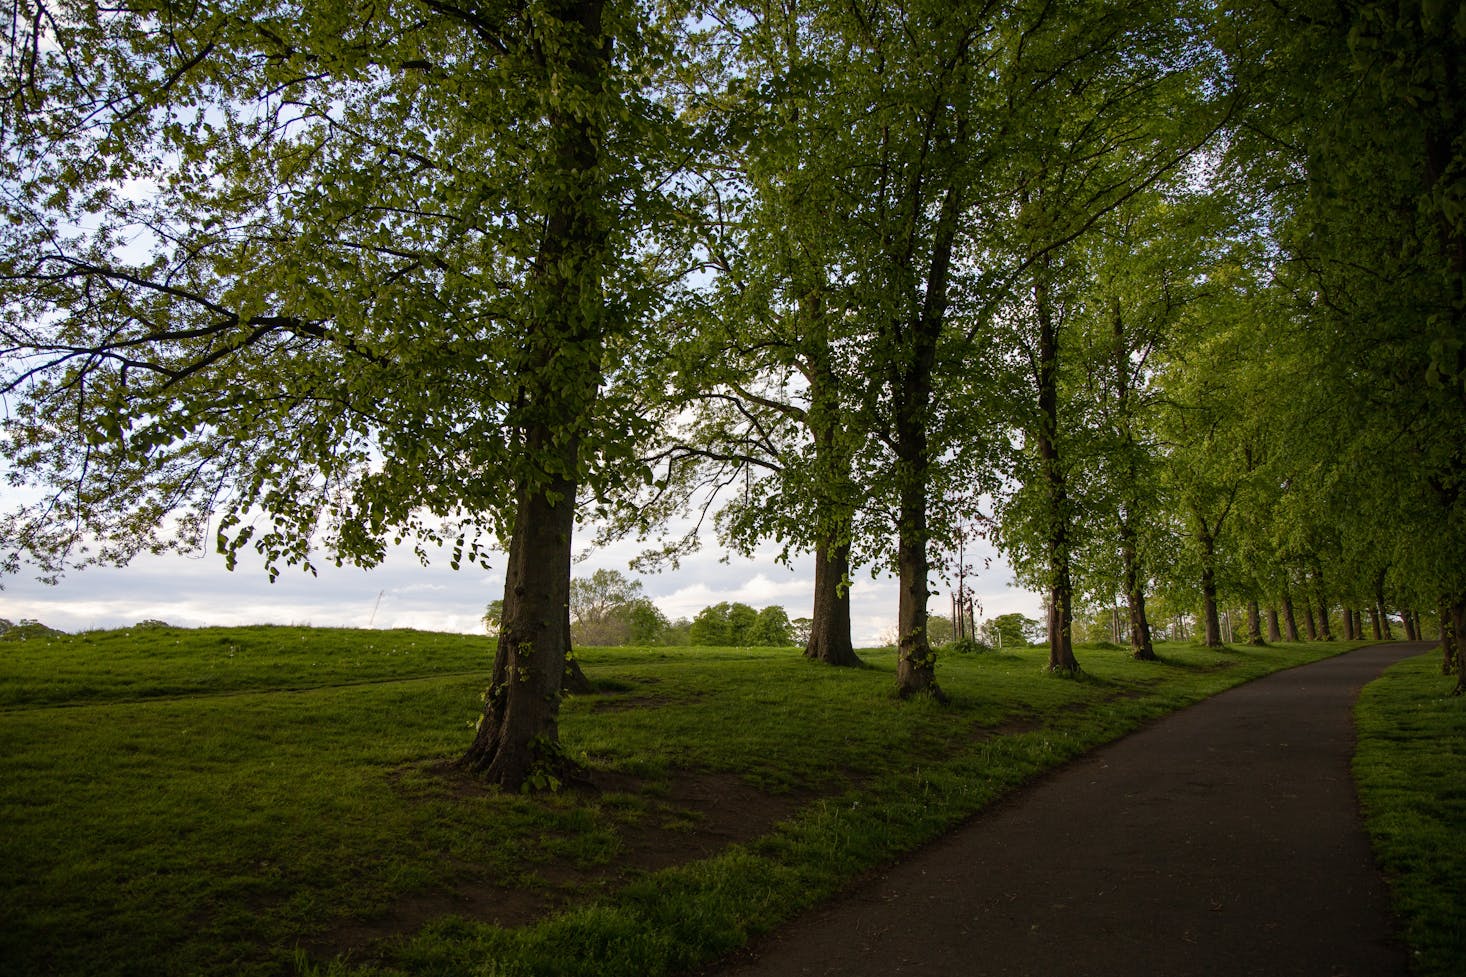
2;1;1461;787
486;569;797;647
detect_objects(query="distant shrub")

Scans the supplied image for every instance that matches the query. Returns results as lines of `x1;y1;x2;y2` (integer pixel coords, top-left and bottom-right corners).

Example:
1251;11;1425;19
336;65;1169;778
944;636;995;655
131;620;174;631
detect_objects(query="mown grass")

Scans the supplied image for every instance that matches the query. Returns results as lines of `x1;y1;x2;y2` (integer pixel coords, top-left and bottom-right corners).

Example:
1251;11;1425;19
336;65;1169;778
0;627;1365;977
1354;651;1466;977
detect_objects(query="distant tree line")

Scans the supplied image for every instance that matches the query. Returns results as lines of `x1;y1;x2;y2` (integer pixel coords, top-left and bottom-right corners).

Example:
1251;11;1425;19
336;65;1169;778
484;570;795;648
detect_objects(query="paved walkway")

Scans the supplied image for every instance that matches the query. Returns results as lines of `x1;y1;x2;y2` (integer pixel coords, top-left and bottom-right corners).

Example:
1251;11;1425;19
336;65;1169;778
706;642;1427;977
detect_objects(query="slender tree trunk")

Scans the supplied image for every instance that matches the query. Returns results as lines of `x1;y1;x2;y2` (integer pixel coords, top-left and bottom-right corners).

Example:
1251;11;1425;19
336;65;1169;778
1369;607;1383;640
891;180;962;701
1120;519;1156;660
1354;609;1364;639
1317;601;1334;640
1441;603;1456;675
1403;611;1419;641
1247;600;1265;645
1198;527;1223;648
1110;297;1154;661
460;0;609;789
806;536;862;666
1451;598;1466;695
1303;601;1318;641
1267;607;1283;642
1343;606;1357;641
1035;257;1078;674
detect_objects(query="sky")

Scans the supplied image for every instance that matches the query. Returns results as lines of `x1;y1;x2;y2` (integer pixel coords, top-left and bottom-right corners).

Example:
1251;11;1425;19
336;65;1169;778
0;519;1044;646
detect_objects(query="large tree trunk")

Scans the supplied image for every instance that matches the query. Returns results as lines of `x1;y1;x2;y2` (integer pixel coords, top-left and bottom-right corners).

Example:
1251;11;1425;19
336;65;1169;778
804;330;862;668
1404;610;1419;642
1035;258;1079;674
1267;607;1283;642
806;536;862;667
1368;607;1383;640
1303;602;1319;641
1282;591;1300;641
1342;606;1357;641
461;430;581;787
459;0;608;790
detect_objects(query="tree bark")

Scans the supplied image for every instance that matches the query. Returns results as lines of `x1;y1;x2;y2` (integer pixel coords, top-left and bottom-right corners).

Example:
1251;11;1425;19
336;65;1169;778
1111;297;1154;662
1404;610;1419;642
1281;591;1300;641
1198;525;1223;648
891;180;963;702
1247;600;1265;645
1035;257;1079;674
1303;602;1319;641
804;328;862;668
1343;606;1357;641
1451;599;1466;695
461;429;581;787
459;0;608;789
1267;607;1283;642
1122;521;1156;661
806;536;862;667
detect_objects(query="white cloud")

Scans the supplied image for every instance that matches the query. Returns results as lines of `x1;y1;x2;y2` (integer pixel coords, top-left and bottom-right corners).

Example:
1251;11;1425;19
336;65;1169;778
1;525;1043;647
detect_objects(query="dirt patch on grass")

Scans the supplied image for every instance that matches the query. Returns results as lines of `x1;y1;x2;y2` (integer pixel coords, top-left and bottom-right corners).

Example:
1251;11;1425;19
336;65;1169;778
304;765;811;966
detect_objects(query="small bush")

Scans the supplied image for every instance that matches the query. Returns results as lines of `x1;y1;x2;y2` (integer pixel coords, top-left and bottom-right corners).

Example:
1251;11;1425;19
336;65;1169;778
944;637;995;655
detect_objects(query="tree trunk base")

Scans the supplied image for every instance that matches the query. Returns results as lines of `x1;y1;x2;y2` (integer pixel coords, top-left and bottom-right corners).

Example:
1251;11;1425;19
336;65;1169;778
1131;645;1158;662
805;638;865;668
563;656;593;694
895;660;949;703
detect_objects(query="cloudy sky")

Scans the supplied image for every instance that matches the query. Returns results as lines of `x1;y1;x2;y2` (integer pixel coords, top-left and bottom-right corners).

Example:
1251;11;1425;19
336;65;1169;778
0;517;1044;645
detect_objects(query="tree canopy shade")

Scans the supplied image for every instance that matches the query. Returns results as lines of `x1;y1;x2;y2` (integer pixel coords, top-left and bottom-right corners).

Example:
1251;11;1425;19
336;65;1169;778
0;0;687;787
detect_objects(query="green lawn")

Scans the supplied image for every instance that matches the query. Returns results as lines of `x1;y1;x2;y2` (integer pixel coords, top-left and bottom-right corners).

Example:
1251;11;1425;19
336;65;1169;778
1355;650;1466;977
1;625;1376;977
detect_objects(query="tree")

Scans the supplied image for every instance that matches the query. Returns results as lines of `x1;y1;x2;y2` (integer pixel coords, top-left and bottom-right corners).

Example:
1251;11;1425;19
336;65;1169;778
569;569;645;646
980;613;1040;649
750;605;794;646
0;0;682;788
625;599;670;646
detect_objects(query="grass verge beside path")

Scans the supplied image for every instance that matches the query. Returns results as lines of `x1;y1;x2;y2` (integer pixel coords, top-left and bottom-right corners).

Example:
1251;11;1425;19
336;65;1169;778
1354;651;1466;977
1;629;1364;977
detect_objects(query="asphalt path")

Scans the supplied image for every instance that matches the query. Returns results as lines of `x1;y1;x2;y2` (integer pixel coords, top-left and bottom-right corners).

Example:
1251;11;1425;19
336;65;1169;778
704;642;1427;977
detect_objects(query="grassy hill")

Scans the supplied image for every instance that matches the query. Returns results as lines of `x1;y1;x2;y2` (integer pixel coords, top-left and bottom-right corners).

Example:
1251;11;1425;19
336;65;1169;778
0;625;1430;977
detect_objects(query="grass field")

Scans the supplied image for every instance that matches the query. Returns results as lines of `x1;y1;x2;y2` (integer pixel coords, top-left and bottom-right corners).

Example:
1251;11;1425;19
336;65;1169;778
0;625;1396;977
1354;650;1466;977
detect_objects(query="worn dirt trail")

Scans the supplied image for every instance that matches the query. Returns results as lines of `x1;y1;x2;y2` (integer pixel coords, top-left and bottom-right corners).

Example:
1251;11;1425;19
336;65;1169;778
703;642;1427;977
